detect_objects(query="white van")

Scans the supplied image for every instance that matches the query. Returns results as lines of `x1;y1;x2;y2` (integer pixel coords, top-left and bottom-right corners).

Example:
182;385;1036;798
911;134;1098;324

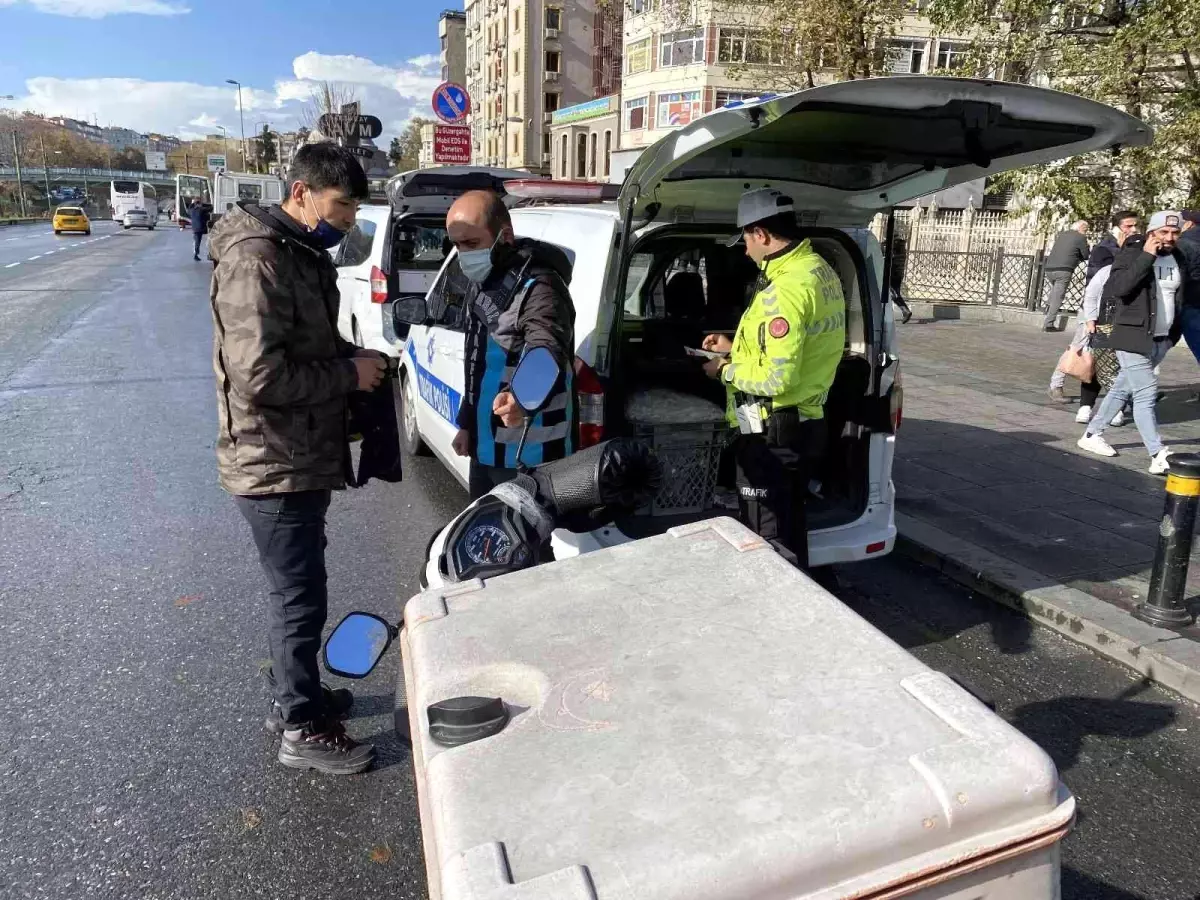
334;167;537;355
211;172;285;221
395;77;1148;566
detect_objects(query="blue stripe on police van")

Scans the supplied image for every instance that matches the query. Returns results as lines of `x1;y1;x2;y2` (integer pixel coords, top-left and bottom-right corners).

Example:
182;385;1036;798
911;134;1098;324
405;339;462;426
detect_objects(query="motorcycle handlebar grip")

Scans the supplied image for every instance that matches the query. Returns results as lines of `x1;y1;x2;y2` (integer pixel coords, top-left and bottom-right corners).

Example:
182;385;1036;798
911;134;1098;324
536;439;661;516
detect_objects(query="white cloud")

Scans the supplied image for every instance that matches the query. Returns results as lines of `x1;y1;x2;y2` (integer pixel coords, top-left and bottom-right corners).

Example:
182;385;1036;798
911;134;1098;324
0;0;188;16
11;50;440;147
407;53;440;72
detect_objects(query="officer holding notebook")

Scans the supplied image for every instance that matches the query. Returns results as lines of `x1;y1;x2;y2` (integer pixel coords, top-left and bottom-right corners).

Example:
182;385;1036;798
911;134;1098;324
702;188;846;570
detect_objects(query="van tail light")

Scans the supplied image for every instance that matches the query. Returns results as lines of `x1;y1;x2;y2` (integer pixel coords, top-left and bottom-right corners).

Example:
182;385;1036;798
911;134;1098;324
370;266;388;304
574;357;605;449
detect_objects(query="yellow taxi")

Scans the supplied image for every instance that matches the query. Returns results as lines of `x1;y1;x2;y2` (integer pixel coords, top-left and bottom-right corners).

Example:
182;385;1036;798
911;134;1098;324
52;206;91;235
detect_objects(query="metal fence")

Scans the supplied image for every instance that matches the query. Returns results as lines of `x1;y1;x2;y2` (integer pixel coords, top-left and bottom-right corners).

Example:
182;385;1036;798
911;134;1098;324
900;247;1086;312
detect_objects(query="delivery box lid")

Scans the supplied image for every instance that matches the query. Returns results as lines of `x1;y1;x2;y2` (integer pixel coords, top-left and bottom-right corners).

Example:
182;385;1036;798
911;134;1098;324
404;518;1074;900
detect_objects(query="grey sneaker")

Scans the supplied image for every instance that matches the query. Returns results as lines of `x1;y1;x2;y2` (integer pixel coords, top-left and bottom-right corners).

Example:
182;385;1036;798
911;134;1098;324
264;684;353;735
1048;387;1070;403
277;718;375;776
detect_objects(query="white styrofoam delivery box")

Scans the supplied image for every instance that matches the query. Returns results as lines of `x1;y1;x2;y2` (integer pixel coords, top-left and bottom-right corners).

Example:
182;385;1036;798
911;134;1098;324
401;517;1075;900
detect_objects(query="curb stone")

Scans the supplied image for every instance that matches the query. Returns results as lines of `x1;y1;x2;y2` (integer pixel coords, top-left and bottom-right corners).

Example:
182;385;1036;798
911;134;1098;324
895;512;1200;705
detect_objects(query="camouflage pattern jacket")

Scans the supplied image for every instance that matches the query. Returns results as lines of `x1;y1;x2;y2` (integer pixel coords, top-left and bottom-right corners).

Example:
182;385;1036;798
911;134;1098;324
209;202;359;495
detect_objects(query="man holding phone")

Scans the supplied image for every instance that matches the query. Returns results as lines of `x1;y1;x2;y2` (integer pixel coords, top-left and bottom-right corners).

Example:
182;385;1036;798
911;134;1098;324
701;189;845;570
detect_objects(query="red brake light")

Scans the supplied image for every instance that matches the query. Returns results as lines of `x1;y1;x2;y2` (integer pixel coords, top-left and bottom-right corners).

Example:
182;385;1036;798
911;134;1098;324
370;265;388;304
866;541;888;554
573;357;605;448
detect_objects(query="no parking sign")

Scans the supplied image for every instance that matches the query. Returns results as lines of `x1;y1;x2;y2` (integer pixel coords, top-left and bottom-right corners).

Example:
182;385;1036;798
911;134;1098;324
432;82;471;125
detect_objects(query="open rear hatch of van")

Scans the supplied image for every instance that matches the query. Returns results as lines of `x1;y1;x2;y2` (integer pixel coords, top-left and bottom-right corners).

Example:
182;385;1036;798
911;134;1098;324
609;78;1149;538
619;76;1150;228
387;167;546;215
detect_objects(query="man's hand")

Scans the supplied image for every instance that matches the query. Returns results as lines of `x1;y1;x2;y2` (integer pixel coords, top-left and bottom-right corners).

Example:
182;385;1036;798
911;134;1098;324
354;348;388;360
703;357;727;379
493;391;523;428
1086;320;1097;334
451;429;470;457
353;357;387;391
1142;233;1162;256
702;333;733;354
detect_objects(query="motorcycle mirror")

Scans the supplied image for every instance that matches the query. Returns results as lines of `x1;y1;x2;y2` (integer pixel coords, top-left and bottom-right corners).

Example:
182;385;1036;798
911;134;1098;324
509;346;561;414
323;611;395;679
392;294;429;327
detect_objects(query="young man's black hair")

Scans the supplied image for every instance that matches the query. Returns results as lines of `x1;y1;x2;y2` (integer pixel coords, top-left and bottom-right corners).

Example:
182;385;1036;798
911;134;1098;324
1112;209;1139;227
287;142;370;201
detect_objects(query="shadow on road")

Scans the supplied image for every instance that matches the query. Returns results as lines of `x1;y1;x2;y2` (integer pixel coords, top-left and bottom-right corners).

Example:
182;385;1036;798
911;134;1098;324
1008;680;1176;772
1062;867;1154;900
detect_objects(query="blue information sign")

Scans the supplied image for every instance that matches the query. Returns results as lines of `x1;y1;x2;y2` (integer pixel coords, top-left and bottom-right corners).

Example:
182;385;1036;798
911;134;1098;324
432;82;471;125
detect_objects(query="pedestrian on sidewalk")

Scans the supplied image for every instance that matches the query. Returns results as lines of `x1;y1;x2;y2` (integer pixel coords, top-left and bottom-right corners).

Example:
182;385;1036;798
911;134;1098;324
189;198;210;261
1042;220;1090;331
1050;262;1109;419
890;235;913;324
1086;210;1140;283
1173;211;1200;369
1078;212;1186;474
209;143;388;775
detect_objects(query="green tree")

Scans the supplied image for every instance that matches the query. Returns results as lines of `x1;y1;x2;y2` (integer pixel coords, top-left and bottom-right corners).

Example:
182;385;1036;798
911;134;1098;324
256;125;277;171
928;0;1200;221
390;117;430;172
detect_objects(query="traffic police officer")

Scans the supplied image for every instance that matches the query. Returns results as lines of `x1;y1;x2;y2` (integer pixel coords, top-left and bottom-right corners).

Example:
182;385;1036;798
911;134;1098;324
702;188;846;569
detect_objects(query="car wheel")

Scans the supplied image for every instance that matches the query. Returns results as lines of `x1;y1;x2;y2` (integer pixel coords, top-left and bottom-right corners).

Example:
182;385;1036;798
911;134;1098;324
84;230;91;235
53;229;61;235
398;372;431;457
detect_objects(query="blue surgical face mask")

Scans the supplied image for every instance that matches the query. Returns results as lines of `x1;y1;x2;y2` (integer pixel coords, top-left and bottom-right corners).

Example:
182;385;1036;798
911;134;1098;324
302;190;348;250
458;236;499;285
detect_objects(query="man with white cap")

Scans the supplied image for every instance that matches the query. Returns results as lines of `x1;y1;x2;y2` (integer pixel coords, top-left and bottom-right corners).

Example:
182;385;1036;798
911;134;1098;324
700;188;845;569
1078;210;1186;474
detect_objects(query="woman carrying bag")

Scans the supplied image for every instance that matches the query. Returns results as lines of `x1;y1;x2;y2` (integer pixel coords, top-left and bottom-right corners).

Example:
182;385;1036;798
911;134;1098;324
1050;265;1113;424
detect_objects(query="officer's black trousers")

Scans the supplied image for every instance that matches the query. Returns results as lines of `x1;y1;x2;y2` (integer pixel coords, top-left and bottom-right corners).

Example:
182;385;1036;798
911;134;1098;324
734;413;826;571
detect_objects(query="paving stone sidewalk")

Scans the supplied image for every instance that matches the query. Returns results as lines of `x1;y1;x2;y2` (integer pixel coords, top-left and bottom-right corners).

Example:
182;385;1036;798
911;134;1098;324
893;316;1200;699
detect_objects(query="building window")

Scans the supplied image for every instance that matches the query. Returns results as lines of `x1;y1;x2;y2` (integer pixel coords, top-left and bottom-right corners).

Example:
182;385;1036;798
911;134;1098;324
513;131;520;155
630;0;656;13
513;51;520;74
625;37;651;75
543;132;551;155
717;28;783;65
657;90;702;128
560;135;568;176
886;39;926;74
513;6;520;30
576;133;588;179
589;132;598;178
544;92;560;113
603;130;612;177
545;50;561;73
624;96;648;130
545;6;562;29
936;41;969;70
660;28;704;67
715;90;752;108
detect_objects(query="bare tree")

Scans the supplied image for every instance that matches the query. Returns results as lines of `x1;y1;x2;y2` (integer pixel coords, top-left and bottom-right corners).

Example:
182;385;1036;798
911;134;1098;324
299;81;362;145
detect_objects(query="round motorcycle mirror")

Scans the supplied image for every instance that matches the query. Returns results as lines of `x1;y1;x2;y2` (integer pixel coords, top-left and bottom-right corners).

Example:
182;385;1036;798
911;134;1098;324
509;346;561;414
323;611;395;679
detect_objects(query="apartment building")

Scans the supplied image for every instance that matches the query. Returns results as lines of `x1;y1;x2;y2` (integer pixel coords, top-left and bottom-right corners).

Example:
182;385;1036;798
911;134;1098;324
617;1;973;153
464;0;596;173
440;9;467;84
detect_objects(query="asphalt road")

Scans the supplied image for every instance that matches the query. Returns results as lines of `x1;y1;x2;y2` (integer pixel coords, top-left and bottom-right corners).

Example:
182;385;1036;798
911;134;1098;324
1;229;1198;900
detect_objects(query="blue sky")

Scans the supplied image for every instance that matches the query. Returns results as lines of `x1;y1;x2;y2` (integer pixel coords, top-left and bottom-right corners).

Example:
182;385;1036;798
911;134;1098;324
0;0;450;143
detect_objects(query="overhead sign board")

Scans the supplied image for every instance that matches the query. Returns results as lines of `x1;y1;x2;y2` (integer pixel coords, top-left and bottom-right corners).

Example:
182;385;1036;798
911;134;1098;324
206;154;227;172
344;145;376;160
144;150;167;171
432;82;470;125
433;125;471;164
550;95;618;127
317;113;384;142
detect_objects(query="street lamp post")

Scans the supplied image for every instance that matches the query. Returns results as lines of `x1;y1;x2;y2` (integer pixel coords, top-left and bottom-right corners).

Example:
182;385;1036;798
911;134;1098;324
226;79;248;172
39;135;53;216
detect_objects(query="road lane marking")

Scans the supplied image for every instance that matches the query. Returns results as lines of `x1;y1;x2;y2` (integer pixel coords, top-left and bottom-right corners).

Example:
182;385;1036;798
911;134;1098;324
4;262;18;268
27;255;41;260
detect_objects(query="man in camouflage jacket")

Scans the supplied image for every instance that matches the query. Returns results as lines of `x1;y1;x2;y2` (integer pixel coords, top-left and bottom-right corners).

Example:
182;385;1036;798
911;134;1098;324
209;143;386;775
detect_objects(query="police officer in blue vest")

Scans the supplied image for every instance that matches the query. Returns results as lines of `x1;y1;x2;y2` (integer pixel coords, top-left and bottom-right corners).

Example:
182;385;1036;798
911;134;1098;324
446;190;576;498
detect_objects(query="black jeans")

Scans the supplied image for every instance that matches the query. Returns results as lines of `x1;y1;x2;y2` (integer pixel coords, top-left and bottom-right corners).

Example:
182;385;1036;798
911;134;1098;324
735;414;826;571
234;490;332;727
469;462;517;500
192;232;204;257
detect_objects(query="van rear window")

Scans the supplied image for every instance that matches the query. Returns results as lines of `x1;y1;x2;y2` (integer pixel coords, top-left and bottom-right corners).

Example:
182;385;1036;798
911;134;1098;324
57;208;83;216
395;224;450;271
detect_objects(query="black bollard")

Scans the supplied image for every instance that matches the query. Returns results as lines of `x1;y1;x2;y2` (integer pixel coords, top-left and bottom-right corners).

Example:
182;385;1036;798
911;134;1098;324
1137;453;1200;627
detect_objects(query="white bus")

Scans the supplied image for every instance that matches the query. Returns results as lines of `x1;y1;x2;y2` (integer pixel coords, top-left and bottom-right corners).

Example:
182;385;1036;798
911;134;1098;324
175;173;212;224
211;172;284;221
109;180;157;221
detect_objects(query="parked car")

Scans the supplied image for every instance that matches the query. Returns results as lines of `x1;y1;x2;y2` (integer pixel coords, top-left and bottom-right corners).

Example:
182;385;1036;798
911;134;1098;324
394;77;1149;567
52;206;90;235
122;208;155;230
333;167;537;353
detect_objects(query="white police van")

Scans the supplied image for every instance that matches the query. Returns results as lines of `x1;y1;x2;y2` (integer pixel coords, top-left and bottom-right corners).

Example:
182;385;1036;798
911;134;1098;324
395;77;1148;566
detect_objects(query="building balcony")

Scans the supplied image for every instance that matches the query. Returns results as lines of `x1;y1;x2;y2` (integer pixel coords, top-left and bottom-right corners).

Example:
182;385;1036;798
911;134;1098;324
545;27;559;39
545;71;560;82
